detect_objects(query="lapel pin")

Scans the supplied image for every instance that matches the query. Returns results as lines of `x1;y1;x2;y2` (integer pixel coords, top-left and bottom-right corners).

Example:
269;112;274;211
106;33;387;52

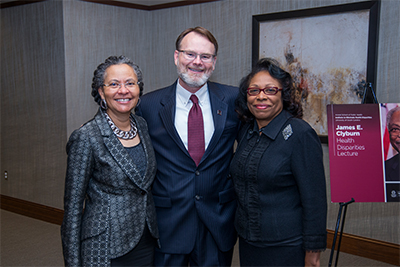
217;110;222;115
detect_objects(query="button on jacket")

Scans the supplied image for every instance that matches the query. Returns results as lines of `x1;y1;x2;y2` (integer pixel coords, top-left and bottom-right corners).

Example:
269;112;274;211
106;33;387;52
61;108;159;267
230;110;327;250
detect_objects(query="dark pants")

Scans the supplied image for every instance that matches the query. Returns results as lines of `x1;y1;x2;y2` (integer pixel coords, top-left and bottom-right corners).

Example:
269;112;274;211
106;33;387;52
239;236;305;267
111;226;156;267
154;220;233;267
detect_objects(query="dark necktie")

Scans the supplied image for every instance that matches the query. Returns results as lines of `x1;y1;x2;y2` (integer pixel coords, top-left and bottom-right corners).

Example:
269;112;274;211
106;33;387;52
188;94;205;166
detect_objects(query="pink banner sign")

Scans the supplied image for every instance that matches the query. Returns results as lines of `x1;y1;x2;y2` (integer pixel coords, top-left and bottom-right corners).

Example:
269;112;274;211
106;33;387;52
327;104;400;202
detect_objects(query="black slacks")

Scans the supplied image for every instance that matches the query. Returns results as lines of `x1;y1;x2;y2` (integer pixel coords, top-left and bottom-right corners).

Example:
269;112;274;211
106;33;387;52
239;236;305;267
111;226;156;267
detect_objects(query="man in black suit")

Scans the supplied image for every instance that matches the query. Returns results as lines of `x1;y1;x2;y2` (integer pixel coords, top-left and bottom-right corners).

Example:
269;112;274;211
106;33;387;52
136;27;239;266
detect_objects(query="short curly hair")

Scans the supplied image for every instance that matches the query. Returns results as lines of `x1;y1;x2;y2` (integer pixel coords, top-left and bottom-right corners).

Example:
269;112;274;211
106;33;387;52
235;58;303;124
91;55;144;106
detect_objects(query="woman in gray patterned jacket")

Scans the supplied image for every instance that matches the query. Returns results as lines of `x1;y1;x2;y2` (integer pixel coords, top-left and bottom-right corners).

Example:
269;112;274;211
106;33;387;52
61;56;159;267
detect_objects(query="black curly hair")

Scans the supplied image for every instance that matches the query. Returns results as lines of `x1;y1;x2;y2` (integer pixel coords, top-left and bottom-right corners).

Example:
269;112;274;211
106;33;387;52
91;55;144;106
235;58;303;124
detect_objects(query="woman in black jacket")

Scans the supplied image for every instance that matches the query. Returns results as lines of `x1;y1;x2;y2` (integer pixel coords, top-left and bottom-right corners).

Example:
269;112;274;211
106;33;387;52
230;58;327;267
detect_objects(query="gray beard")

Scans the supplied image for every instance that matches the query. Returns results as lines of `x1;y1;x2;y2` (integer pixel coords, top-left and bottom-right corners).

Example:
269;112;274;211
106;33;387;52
177;68;212;88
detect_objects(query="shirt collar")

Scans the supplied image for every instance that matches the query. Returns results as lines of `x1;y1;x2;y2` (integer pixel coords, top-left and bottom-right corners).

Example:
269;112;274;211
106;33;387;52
176;80;208;106
249;110;293;140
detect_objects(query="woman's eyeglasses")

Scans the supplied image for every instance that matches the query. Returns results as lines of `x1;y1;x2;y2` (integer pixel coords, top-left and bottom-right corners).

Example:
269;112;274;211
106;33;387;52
103;81;140;90
247;87;282;96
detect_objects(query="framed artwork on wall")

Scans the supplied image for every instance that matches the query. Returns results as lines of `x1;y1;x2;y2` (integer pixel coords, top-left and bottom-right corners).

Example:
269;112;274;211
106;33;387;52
252;1;380;140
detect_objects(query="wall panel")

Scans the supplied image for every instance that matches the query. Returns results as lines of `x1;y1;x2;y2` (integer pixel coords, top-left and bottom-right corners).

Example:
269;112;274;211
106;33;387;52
62;0;152;136
1;0;66;208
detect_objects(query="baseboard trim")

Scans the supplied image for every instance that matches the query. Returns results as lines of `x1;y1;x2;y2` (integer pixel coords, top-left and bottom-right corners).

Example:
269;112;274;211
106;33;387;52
327;230;400;266
0;194;64;225
1;194;399;265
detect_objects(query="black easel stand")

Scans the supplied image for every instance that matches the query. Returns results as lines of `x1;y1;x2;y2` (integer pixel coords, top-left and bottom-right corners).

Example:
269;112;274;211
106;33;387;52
328;198;355;267
361;82;378;104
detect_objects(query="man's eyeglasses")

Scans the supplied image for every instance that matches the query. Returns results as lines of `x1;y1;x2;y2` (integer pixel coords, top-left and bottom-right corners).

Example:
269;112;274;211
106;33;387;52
389;127;400;135
178;50;215;63
103;81;140;90
247;87;282;96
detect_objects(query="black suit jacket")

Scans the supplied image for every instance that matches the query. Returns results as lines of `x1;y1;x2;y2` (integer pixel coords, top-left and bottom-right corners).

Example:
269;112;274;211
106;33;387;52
231;110;327;250
136;81;240;254
385;153;400;181
61;108;158;267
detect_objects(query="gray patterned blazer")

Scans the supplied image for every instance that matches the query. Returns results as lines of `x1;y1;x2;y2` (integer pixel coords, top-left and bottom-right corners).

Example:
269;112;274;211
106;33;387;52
61;108;159;267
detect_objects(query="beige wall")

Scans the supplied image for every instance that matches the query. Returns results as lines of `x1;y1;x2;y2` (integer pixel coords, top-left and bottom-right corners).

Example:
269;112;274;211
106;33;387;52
1;0;67;208
62;0;152;136
1;0;399;244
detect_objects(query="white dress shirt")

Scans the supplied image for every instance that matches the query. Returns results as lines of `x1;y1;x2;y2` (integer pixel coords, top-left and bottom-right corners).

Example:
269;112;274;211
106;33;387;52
175;81;215;151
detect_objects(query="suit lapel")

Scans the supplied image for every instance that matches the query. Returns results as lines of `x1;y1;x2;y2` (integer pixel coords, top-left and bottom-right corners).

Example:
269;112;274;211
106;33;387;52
159;83;191;157
135;114;157;189
95;109;145;189
202;82;228;161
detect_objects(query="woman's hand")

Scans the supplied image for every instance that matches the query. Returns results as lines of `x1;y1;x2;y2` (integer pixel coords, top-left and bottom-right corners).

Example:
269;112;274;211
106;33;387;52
305;251;321;267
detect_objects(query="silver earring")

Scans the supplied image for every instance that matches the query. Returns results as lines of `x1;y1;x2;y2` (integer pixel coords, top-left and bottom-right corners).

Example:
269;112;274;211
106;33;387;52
136;98;141;107
100;99;108;110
